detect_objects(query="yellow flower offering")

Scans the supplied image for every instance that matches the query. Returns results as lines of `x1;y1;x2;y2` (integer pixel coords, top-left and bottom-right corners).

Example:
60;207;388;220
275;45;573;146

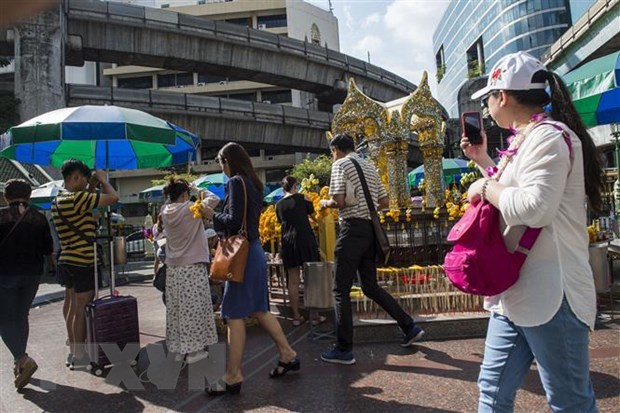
189;191;204;219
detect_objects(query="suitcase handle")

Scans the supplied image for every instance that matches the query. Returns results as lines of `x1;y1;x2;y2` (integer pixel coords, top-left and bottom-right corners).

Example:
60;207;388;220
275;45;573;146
94;239;116;301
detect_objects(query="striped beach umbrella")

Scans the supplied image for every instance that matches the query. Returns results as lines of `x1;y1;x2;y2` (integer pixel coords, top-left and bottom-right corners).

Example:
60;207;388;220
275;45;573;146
564;51;620;127
0;106;199;170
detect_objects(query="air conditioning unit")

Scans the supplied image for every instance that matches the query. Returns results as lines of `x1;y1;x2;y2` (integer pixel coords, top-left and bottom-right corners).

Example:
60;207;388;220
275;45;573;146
258;24;267;30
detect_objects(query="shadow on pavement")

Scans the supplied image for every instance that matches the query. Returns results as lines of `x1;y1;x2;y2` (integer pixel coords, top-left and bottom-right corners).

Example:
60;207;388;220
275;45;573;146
20;379;145;413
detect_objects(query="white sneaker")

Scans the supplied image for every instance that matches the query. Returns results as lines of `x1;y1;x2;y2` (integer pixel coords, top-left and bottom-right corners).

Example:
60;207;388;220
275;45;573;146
174;353;186;363
185;350;209;364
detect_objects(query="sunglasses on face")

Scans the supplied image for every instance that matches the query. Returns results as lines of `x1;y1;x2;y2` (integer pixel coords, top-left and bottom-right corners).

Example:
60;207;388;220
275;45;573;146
215;156;227;164
481;91;501;109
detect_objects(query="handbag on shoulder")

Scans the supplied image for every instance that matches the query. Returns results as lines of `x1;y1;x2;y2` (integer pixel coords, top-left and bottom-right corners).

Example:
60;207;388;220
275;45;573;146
349;158;391;266
209;177;250;283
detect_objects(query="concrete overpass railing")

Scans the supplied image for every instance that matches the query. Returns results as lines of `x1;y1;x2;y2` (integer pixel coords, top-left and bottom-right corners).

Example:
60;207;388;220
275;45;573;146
66;84;333;151
64;0;415;102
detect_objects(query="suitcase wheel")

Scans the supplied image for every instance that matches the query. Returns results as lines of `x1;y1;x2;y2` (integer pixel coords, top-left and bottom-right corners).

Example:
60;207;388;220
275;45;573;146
91;364;104;377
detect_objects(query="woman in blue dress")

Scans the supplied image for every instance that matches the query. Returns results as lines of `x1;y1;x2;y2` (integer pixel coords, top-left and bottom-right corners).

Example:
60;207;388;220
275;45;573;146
202;142;300;395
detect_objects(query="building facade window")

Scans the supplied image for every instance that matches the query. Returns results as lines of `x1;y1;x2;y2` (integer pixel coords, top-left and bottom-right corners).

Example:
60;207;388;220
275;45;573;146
158;72;194;88
433;0;572;117
118;76;153;89
261;90;292;104
436;46;446;83
225;17;251;27
257;14;287;29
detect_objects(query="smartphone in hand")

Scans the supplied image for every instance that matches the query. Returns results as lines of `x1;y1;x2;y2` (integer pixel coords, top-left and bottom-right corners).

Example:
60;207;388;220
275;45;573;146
462;111;483;145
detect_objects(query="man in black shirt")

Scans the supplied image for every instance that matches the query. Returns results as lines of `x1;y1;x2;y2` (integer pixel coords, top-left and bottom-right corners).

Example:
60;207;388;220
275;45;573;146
0;179;53;390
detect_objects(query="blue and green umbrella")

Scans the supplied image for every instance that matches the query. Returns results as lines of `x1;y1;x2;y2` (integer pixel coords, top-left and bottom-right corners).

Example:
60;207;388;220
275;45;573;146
408;158;470;187
29;180;64;210
194;173;229;199
264;187;285;204
139;184;165;204
563;51;620;127
0;105;199;169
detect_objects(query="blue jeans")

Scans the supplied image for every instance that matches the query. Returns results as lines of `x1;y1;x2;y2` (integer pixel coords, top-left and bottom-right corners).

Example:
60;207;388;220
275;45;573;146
478;298;597;413
0;275;41;362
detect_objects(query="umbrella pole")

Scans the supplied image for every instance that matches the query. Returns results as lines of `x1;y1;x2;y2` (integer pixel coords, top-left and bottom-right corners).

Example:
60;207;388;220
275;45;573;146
105;142;116;292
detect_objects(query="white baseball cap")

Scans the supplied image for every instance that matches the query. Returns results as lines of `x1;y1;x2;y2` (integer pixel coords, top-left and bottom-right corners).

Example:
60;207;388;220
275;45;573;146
471;52;548;100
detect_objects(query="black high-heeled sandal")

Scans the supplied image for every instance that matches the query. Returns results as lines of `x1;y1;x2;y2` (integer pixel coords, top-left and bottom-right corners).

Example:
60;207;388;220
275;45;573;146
206;378;242;396
269;357;300;378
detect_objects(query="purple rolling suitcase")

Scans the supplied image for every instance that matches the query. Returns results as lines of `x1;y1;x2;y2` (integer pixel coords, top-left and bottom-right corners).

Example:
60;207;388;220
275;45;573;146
85;241;140;376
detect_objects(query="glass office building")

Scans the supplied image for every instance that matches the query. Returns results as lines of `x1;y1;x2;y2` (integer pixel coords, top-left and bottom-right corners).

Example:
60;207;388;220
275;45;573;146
433;0;572;117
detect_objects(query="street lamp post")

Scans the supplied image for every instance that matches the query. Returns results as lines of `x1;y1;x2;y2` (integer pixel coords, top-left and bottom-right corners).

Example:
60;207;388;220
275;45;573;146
612;123;620;222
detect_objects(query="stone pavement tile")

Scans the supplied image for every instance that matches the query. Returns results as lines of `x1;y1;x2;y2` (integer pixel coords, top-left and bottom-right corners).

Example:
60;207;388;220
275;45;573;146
2;282;619;413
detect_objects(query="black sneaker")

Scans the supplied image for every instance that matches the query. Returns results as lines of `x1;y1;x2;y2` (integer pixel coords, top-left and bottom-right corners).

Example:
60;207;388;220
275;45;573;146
400;326;425;347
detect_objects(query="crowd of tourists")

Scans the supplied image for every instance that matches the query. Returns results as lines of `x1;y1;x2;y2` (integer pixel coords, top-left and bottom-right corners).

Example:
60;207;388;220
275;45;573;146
0;51;603;412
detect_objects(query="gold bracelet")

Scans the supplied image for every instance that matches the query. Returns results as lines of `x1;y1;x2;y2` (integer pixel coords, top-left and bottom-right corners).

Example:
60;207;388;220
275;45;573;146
481;179;490;203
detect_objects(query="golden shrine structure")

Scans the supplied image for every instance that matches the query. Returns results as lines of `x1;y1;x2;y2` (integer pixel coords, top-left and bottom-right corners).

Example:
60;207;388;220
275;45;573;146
321;72;483;317
328;72;446;209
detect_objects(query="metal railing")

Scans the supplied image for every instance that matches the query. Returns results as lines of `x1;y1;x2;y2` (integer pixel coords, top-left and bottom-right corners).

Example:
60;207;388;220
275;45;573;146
66;84;333;132
382;212;455;267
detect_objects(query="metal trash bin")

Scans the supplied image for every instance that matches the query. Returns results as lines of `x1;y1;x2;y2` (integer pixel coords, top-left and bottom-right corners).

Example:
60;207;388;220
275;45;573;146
114;236;128;266
303;262;334;309
303;261;336;342
589;242;610;293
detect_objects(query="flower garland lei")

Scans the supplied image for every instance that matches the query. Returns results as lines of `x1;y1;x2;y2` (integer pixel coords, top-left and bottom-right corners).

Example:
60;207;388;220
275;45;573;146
485;113;547;180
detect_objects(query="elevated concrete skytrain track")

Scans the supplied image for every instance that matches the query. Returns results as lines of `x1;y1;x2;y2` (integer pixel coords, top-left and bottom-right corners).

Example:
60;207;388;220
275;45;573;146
62;0;416;104
66;84;336;152
1;0;441;155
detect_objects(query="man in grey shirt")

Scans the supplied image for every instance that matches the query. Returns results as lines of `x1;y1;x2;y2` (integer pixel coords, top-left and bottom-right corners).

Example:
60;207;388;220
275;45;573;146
319;134;424;365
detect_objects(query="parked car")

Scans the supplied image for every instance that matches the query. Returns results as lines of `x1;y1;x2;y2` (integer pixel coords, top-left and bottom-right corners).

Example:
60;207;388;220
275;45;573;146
125;231;146;256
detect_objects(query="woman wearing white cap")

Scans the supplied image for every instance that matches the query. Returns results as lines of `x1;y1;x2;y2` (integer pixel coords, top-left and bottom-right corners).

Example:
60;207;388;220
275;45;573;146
462;51;602;412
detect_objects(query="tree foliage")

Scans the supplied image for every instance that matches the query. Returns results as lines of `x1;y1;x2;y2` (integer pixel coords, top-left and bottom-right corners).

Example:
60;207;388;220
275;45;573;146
151;172;199;186
289;154;333;187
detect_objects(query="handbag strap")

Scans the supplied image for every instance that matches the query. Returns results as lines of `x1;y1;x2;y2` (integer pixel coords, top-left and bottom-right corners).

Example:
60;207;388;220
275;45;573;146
514;122;573;259
54;198;96;244
226;176;248;236
349;157;378;215
0;205;28;248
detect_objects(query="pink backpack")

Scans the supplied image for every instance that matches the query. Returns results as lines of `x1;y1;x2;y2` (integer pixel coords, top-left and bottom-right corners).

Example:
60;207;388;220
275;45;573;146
443;122;572;296
443;202;541;296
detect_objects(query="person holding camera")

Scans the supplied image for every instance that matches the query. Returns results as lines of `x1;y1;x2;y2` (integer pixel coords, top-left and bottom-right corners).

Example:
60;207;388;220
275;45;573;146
462;52;601;412
52;159;119;369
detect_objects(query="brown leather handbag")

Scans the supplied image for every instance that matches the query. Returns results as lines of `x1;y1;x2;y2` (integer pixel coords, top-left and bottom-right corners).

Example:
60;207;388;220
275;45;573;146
209;177;249;283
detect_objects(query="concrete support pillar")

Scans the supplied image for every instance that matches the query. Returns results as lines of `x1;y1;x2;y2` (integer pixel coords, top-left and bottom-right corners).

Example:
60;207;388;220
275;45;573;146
14;6;65;122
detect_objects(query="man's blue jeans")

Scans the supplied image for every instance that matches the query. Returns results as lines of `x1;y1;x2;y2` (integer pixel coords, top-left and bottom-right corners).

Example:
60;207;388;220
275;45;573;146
478;297;597;413
0;275;40;362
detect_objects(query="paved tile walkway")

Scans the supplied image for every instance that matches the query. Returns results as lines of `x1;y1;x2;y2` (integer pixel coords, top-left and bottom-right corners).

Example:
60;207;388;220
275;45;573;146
1;281;619;412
